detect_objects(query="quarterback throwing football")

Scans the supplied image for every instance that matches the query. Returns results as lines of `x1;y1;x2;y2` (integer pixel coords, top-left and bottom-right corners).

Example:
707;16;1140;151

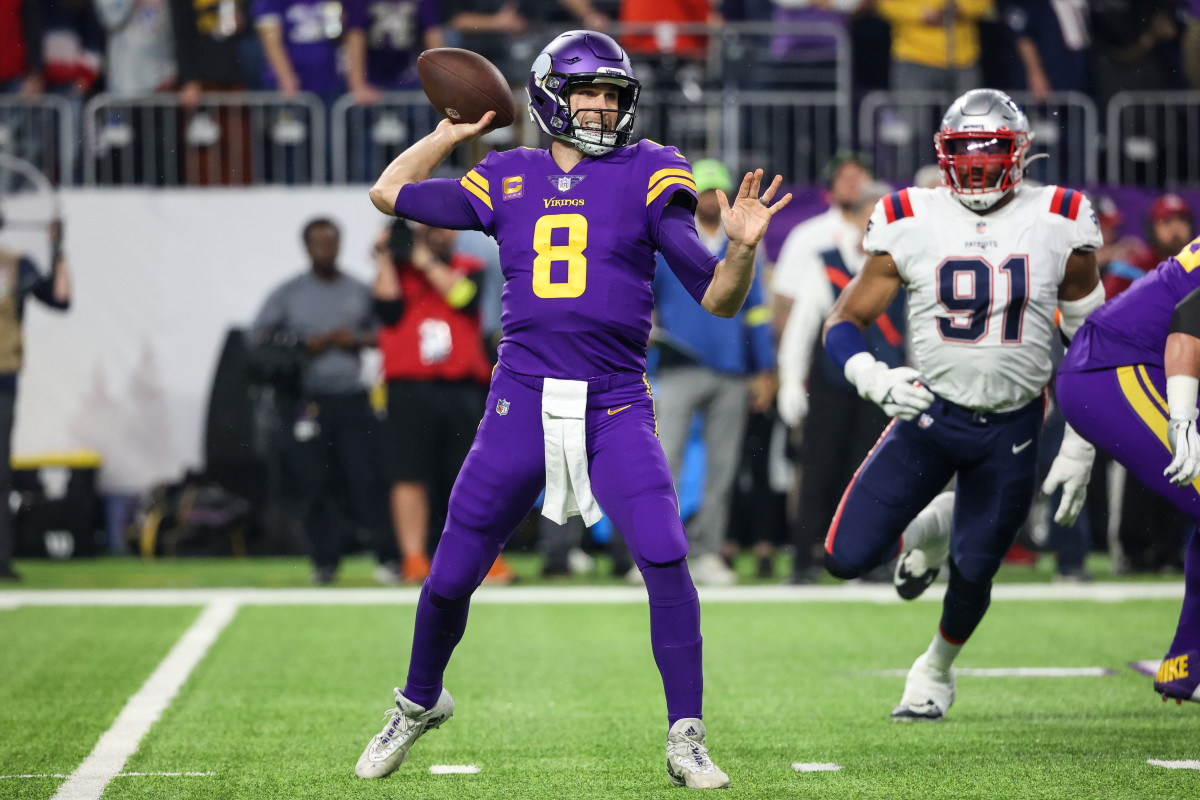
356;31;791;787
821;89;1103;721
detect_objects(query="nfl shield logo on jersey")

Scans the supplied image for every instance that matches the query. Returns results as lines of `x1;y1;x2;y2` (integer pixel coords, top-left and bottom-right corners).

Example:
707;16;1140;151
558;177;572;192
976;221;987;234
496;398;511;416
918;413;934;429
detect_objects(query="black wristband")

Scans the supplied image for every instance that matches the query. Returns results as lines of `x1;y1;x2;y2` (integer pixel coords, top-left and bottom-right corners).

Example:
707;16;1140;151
1170;287;1200;338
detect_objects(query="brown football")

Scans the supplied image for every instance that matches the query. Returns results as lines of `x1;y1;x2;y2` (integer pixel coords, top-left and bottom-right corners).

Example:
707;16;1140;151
417;48;517;130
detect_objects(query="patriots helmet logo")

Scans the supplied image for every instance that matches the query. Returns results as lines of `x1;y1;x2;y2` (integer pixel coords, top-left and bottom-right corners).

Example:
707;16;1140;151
496;398;511;416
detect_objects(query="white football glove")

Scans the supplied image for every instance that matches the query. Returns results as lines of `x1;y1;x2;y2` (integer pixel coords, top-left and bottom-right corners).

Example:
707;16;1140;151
1165;418;1200;487
1041;423;1094;526
843;352;934;421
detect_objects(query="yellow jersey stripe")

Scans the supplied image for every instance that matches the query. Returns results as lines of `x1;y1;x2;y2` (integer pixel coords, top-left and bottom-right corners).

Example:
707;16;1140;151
1138;364;1170;416
745;305;771;327
1117;366;1200;492
646;177;698;206
648;167;694;189
465;169;489;192
460;176;492;210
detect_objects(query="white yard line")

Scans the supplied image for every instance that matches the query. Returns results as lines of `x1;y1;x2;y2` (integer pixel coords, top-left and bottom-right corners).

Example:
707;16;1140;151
792;763;842;772
0;772;216;780
429;765;481;774
48;601;238;800
1148;760;1200;770
0;581;1184;609
861;667;1116;678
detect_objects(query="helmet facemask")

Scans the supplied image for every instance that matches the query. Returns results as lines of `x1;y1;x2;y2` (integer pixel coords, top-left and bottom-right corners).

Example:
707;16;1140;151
935;129;1031;211
528;50;639;157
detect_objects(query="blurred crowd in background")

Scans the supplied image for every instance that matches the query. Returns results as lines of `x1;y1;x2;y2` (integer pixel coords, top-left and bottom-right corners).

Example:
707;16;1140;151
2;0;1199;586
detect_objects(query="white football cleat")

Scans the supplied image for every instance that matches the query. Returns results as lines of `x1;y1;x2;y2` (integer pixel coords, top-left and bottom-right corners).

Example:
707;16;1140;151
355;687;454;778
666;718;731;789
891;653;955;722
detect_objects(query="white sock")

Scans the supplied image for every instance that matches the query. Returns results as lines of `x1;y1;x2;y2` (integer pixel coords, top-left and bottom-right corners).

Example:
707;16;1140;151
923;629;963;673
901;492;954;558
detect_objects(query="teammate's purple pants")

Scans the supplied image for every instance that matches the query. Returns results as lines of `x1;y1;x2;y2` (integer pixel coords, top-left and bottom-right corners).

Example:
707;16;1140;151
1057;365;1200;656
403;366;703;725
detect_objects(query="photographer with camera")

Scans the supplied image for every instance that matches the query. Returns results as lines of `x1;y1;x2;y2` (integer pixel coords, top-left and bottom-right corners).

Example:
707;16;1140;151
372;220;495;584
250;217;396;585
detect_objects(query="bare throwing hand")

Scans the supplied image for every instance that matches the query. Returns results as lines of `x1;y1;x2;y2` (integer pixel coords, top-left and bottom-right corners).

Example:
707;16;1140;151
718;170;792;248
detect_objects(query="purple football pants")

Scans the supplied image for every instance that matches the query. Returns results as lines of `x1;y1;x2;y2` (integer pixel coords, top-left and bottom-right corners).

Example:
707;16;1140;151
1057;365;1200;656
403;365;703;725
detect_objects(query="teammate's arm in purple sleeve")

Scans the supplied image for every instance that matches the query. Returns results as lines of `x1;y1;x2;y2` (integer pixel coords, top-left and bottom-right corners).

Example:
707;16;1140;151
657;203;720;305
394;180;483;231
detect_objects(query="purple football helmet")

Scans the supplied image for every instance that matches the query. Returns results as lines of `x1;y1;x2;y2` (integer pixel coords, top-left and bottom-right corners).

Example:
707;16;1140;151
527;30;640;156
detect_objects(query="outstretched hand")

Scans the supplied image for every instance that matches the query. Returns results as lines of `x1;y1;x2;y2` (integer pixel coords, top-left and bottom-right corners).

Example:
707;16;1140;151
435;111;497;145
718;170;792;248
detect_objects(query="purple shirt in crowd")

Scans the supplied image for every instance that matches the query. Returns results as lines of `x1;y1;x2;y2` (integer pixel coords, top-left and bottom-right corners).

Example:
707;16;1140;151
1062;238;1200;372
253;0;365;95
365;0;440;89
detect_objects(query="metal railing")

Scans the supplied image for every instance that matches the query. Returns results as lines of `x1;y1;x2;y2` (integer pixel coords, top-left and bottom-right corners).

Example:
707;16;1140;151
858;90;1099;187
0;95;75;186
1107;91;1200;189
330;91;447;184
83;92;326;186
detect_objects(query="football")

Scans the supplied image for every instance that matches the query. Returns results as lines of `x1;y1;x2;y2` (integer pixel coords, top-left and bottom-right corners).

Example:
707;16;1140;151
417;48;517;130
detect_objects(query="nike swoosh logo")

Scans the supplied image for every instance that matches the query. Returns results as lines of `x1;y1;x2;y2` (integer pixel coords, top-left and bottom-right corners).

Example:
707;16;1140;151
1012;439;1033;454
607;404;632;416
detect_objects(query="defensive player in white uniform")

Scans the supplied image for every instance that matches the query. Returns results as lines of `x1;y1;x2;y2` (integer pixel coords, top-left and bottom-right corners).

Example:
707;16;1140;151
819;89;1104;720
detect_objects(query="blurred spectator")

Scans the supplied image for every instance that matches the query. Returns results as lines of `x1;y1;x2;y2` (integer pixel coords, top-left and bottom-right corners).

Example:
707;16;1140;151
372;220;492;584
1103;194;1195;299
171;0;251;102
0;217;72;581
362;0;444;93
766;0;863;90
253;0;364;102
651;159;776;586
170;0;254;185
443;1;608;83
0;0;45;96
773;150;872;425
1091;0;1181;114
620;0;712;59
250;218;396;585
913;162;942;189
772;171;894;584
41;0;104;99
94;0;176;97
1186;0;1200;89
877;0;993;94
727;404;790;579
1002;0;1089;102
1092;195;1143;289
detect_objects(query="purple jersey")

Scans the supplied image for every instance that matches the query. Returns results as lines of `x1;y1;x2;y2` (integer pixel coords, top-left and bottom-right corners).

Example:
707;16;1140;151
1061;236;1200;372
253;0;365;94
457;141;710;379
365;0;439;88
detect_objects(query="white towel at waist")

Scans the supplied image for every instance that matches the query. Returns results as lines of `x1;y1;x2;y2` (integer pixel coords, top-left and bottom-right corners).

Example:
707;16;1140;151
541;377;602;526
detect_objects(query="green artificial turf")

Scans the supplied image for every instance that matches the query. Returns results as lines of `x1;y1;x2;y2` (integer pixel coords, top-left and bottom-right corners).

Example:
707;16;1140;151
4;550;1174;590
3;597;1196;800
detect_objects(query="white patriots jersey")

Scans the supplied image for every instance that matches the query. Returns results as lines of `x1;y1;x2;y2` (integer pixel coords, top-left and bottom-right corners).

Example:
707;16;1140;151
862;184;1101;412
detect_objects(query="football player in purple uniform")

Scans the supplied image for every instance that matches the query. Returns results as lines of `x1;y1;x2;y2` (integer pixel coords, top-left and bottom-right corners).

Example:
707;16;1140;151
353;30;791;788
1056;234;1200;705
